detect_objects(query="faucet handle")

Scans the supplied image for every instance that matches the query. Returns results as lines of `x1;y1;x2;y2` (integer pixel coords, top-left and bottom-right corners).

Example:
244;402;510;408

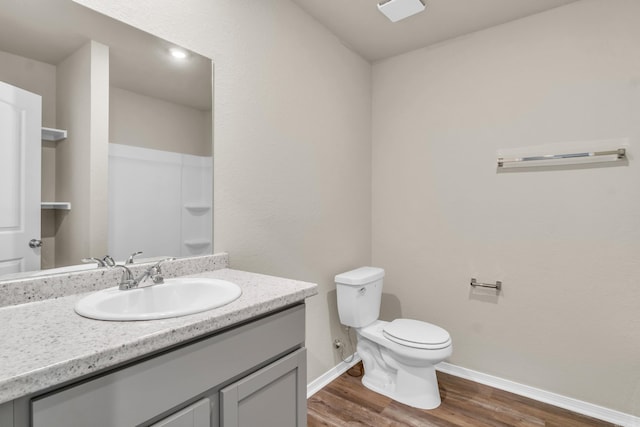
82;257;107;268
155;257;176;271
148;257;177;284
102;255;116;267
126;251;143;265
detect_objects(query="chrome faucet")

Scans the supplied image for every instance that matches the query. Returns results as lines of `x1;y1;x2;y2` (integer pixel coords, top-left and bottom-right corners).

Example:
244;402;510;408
114;257;176;290
126;251;143;265
113;265;137;290
81;255;115;268
82;257;109;268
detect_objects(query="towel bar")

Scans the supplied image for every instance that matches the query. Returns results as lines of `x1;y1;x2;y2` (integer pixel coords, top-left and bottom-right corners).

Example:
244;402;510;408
497;148;625;168
470;278;502;291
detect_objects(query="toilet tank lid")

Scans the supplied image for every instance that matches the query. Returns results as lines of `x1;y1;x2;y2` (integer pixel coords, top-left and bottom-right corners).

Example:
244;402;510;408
335;267;385;285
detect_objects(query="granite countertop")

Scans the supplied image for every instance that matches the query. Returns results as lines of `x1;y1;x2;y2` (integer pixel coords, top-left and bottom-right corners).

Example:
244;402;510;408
0;268;317;405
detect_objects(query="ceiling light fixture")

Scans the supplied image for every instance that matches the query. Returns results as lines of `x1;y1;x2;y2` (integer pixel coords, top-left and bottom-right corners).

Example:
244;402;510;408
169;48;188;60
378;0;426;23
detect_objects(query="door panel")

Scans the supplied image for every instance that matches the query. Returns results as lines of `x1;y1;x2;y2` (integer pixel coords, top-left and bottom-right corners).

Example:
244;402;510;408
151;398;210;427
220;348;307;427
0;101;21;226
0;81;42;272
0;258;23;277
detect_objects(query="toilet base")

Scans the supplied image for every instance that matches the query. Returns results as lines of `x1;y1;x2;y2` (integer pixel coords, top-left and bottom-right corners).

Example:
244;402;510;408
356;323;451;410
361;362;442;410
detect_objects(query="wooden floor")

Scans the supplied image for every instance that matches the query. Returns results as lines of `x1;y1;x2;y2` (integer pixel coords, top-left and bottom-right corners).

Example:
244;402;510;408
307;364;614;427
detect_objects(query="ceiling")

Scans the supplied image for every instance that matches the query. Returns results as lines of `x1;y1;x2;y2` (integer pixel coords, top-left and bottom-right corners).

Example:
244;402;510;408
0;0;211;110
0;0;579;104
290;0;580;61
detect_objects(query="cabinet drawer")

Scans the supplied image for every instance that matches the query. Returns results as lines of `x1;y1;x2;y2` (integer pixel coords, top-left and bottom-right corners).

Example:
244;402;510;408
32;305;305;427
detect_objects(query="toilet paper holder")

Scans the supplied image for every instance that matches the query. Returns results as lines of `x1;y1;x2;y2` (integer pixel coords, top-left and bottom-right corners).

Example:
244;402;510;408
470;278;502;291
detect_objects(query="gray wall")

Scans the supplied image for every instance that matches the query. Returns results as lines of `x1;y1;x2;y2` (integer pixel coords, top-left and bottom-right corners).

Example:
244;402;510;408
372;0;640;414
55;41;109;266
109;87;211;157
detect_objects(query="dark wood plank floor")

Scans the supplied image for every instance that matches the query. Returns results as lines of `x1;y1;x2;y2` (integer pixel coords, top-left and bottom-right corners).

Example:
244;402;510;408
308;364;614;427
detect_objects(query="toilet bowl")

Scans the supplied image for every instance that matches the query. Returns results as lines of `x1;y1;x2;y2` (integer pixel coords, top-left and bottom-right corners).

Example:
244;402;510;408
335;267;452;410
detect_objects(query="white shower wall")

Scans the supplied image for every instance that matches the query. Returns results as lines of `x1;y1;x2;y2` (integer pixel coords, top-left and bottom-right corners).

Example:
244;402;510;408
108;143;212;262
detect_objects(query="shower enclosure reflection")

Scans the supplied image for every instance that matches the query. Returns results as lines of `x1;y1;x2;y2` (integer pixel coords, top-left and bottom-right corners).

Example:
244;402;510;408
0;0;213;280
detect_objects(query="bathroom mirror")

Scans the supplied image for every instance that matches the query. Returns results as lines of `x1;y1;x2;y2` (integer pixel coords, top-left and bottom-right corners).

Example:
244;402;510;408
0;0;213;281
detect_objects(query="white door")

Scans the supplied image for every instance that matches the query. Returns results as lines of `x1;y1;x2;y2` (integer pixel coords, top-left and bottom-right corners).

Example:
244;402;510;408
0;80;42;275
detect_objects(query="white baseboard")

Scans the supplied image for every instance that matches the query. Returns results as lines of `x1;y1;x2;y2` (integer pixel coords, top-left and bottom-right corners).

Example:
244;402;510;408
307;353;362;398
307;356;639;426
437;362;640;427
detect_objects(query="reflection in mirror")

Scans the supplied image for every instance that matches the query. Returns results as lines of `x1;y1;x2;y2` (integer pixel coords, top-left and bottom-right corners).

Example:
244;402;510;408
0;0;213;281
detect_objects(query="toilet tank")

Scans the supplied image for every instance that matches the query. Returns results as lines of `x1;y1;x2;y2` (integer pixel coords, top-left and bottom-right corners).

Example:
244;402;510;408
335;267;385;328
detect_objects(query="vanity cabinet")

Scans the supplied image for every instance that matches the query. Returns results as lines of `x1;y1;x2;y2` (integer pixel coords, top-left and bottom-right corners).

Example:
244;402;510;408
14;304;306;427
151;398;211;427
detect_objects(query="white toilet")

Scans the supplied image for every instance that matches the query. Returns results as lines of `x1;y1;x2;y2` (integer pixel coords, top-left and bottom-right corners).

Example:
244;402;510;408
335;266;452;410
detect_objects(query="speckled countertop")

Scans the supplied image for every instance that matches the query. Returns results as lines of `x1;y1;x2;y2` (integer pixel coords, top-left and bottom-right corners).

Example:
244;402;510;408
0;268;317;405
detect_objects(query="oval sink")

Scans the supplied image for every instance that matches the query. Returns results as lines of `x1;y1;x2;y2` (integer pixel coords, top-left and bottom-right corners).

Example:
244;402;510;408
74;278;242;321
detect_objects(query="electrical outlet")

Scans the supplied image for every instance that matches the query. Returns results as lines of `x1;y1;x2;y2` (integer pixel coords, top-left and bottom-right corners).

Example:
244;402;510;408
333;339;343;349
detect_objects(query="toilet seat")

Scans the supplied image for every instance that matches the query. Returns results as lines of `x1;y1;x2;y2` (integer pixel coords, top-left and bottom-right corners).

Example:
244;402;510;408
383;319;451;350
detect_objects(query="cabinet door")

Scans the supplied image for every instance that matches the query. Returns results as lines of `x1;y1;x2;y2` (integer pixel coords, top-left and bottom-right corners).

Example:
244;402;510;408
151;398;210;427
220;348;306;427
0;401;13;426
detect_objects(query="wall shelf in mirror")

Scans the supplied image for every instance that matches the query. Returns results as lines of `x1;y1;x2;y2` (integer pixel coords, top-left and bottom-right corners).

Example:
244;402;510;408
41;127;67;142
41;202;71;210
184;203;211;213
184;239;211;249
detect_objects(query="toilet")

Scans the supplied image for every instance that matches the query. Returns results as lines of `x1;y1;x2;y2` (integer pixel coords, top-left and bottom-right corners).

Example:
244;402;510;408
335;266;452;410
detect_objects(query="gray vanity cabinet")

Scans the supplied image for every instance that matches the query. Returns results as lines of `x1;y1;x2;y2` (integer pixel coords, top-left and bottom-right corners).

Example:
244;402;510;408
19;305;307;427
151;398;211;427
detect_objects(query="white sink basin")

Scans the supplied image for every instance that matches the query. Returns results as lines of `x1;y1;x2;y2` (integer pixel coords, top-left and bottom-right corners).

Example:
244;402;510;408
74;278;242;321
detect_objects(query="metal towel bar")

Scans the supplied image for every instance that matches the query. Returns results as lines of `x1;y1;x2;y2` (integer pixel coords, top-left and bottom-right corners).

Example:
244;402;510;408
470;278;502;291
497;148;625;167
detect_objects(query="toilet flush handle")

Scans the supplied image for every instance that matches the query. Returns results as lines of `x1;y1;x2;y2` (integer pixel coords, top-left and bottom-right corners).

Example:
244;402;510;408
358;287;366;295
